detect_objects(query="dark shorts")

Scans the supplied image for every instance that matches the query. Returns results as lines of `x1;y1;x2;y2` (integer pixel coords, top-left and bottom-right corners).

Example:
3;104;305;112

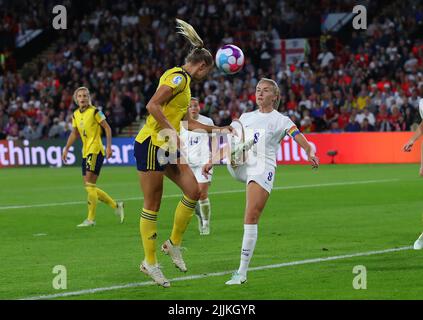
134;136;180;172
82;152;105;176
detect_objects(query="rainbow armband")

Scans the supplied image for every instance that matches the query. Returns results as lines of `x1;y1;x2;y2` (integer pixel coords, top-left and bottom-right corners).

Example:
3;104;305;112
288;126;300;138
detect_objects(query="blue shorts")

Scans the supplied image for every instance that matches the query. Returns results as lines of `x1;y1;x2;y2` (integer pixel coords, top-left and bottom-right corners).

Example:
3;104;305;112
134;137;180;172
82;153;104;176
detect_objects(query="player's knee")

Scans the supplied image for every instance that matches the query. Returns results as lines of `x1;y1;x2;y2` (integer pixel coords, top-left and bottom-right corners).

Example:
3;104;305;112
245;208;261;224
84;182;96;189
199;191;208;201
187;188;201;202
144;204;160;212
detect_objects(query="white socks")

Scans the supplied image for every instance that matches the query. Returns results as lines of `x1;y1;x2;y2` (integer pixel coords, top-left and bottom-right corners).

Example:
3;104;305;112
199;198;211;223
238;224;258;277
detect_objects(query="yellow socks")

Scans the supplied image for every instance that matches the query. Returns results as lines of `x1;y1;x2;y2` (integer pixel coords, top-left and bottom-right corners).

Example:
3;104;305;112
140;195;196;264
85;183;98;221
96;187;117;209
140;208;158;265
170;195;197;246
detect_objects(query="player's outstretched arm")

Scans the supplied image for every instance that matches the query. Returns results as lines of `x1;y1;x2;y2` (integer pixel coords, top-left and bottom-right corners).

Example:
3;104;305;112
403;121;423;152
100;120;113;159
187;115;234;135
62;127;79;164
185;112;236;135
293;133;319;169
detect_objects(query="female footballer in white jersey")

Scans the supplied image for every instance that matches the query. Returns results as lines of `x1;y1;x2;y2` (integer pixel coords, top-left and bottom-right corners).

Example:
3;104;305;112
181;97;218;235
403;98;423;250
203;78;319;285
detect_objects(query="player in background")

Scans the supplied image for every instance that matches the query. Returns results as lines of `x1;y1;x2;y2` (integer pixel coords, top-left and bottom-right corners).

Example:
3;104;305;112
62;87;124;227
134;19;234;287
203;78;319;285
181;97;218;235
402;98;423;249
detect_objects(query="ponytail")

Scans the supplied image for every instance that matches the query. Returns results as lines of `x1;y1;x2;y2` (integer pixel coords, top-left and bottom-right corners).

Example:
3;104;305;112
175;18;213;67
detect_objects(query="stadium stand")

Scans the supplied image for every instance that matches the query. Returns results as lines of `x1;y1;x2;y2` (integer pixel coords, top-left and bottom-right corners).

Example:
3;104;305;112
0;0;422;141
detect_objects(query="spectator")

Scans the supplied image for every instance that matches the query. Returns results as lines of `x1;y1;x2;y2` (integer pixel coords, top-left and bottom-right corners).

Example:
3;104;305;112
344;116;361;132
356;108;376;126
337;107;350;130
361;118;375;132
48;117;65;138
0;0;421;139
21;118;41;140
317;46;335;68
323;101;339;129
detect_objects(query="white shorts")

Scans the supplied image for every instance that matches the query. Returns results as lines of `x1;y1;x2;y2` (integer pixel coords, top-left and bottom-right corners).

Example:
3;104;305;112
190;165;213;184
226;163;275;194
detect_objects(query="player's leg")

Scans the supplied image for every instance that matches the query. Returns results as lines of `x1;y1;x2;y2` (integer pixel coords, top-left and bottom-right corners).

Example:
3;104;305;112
77;155;99;227
135;138;169;287
198;182;211;235
189;166;203;234
78;153;123;226
139;170;164;265
192;165;213;235
162;162;200;271
92;153;124;222
226;181;270;285
139;170;170;286
79;171;99;226
194;202;203;233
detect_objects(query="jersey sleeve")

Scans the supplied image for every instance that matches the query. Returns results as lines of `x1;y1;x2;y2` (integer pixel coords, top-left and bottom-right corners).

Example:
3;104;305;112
161;72;187;94
72;114;77;128
94;110;106;124
238;113;246;124
282;116;301;138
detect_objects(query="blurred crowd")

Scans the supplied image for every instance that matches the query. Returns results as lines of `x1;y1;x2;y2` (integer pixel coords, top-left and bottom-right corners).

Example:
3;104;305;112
0;0;422;141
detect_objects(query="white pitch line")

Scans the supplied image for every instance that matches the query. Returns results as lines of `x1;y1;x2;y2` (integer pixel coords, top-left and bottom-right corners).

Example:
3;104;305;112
20;245;412;300
0;178;399;211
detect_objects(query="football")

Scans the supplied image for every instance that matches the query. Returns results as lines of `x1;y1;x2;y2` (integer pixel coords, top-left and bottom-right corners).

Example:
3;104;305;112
215;44;245;75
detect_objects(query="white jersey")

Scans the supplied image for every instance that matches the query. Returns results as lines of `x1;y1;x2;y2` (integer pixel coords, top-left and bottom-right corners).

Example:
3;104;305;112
181;114;214;167
239;109;298;171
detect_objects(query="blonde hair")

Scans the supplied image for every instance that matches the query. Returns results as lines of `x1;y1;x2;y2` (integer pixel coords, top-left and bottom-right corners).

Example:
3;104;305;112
176;18;204;48
175;18;213;66
73;87;92;106
258;78;281;108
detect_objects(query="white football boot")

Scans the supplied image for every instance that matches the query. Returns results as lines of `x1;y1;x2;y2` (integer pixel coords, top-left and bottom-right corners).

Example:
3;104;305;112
77;219;96;227
225;272;247;285
140;260;170;288
161;239;187;272
115;201;125;223
201;220;210;235
413;233;423;250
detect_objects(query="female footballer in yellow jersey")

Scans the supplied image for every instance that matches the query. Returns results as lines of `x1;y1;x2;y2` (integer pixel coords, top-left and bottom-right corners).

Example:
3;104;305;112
62;87;124;227
135;19;233;287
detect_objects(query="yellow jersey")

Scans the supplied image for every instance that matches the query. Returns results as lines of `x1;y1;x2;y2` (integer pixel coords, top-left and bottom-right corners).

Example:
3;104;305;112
135;66;191;148
72;105;106;157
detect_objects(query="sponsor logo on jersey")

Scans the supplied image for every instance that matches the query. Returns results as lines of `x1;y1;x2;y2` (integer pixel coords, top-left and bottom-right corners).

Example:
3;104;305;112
172;75;183;85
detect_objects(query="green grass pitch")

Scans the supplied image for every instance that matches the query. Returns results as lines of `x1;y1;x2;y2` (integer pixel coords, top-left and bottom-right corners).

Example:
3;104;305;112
1;164;423;300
